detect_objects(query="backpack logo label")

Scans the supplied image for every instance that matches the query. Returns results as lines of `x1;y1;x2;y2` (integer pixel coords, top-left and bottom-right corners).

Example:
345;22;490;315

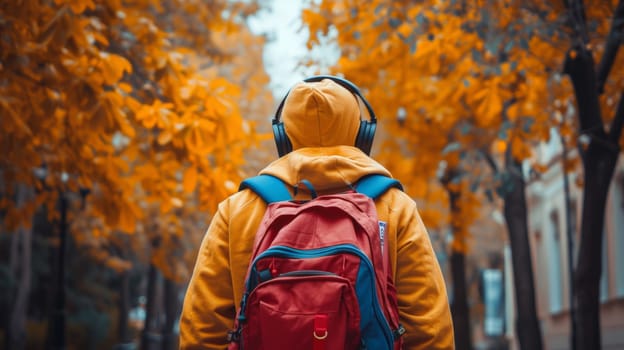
379;221;387;255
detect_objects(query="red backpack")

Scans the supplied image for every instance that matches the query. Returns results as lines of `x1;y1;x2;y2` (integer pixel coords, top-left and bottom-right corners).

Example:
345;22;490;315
227;174;406;350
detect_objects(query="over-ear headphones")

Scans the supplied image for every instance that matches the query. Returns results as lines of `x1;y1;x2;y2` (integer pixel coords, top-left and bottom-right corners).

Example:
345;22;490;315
272;75;377;157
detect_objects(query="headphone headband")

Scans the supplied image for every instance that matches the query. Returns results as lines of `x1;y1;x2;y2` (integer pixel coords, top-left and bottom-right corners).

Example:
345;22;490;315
272;75;377;124
272;75;377;156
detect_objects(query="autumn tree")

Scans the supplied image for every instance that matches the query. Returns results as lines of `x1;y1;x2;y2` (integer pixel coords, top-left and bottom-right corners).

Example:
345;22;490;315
439;164;481;350
559;1;624;349
302;1;623;350
0;0;269;347
301;3;543;350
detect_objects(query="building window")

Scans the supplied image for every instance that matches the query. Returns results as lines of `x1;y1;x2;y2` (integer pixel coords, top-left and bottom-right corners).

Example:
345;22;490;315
549;210;564;313
613;173;624;297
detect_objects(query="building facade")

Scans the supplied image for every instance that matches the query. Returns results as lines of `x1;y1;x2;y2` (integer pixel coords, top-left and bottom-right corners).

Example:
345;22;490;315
520;132;624;350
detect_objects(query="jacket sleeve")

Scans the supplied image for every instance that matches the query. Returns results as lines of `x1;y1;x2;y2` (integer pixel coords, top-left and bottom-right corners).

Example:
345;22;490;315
395;200;455;349
179;201;234;350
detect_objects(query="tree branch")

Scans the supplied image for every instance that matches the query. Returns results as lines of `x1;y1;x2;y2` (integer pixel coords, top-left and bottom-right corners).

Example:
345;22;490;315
563;47;604;136
480;148;499;174
596;0;624;94
564;0;590;44
439;165;460;188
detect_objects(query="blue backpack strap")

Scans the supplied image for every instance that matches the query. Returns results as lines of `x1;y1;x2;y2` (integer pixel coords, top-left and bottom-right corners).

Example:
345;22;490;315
355;174;403;199
239;174;292;203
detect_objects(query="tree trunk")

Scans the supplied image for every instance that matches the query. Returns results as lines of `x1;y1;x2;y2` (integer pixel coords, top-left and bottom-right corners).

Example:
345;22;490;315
503;159;543;350
573;143;618;350
118;270;132;345
562;35;624;349
450;251;472;350
561;136;578;350
444;180;473;350
8;185;34;350
4;223;19;350
141;264;162;350
8;225;33;350
161;279;179;350
47;191;69;350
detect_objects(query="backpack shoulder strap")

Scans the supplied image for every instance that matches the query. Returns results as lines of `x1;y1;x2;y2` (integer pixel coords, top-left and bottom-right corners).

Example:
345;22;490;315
239;174;292;203
355;174;403;200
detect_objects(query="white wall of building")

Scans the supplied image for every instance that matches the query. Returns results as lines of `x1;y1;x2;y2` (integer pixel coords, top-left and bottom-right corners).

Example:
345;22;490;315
524;128;624;349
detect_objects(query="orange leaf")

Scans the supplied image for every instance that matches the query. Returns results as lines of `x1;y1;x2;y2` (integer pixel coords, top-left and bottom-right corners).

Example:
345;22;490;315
157;130;173;145
183;167;198;194
397;22;412;38
474;83;503;127
493;140;507;154
101;53;132;85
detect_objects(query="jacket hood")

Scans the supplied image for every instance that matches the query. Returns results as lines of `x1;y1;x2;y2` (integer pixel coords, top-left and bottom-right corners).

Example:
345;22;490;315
260;146;392;191
282;78;361;151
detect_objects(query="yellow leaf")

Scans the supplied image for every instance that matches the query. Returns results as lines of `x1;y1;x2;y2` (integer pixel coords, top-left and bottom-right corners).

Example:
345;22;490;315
474;83;503;127
398;22;412;38
111;106;136;138
118;82;133;93
67;0;95;14
493;139;507;154
157;130;173;145
101;53;132;85
1;99;33;136
160;198;172;214
184;123;214;154
105;256;132;273
118;204;136;233
183;167;197;194
506;102;520;121
171;197;183;208
511;136;531;160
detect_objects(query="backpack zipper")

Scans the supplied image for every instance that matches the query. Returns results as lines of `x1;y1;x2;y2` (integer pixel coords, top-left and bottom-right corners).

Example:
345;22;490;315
277;270;337;277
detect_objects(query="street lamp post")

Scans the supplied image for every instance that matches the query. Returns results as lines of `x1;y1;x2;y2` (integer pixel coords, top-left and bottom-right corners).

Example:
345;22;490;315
35;168;88;350
33;167;66;350
50;190;68;350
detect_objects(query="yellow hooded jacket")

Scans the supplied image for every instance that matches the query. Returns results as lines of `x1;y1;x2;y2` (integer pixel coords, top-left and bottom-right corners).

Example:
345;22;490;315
179;79;454;349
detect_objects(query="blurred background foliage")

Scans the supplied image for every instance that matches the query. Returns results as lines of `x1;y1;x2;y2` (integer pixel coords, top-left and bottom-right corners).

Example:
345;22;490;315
1;0;623;349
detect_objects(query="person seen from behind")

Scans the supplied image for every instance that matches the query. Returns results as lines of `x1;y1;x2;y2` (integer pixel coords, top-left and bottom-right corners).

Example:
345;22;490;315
179;76;455;349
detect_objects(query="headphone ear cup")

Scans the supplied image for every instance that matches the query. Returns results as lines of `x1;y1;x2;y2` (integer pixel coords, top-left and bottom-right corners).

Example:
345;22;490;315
355;120;376;155
272;122;292;157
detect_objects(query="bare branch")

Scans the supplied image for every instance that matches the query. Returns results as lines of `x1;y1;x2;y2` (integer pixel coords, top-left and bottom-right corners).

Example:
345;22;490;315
563;0;590;45
479;148;500;174
597;0;624;94
563;47;604;135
